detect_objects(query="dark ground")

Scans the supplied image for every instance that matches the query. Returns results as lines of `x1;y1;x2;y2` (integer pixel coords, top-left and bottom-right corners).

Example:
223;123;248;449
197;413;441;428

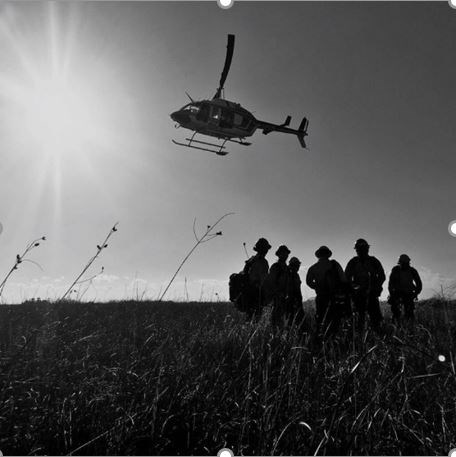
0;298;455;455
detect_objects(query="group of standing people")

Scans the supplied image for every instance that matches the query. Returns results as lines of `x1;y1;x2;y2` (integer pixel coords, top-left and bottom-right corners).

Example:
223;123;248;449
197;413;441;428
232;237;423;334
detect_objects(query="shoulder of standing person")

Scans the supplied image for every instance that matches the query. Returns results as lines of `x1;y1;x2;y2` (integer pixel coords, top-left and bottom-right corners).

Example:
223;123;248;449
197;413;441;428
369;256;385;274
370;255;384;267
345;256;358;274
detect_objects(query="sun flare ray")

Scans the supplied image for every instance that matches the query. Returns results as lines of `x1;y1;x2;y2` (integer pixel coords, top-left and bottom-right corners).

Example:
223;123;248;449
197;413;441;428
0;2;137;246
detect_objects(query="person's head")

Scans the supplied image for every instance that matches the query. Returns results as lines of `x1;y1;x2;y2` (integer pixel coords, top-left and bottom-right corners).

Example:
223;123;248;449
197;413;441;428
289;256;301;271
253;237;271;256
275;245;290;262
354;238;370;257
398;254;411;267
315;245;332;260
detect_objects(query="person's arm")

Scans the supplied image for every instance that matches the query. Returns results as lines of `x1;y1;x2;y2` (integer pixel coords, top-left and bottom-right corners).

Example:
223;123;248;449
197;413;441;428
388;267;396;295
305;267;315;290
412;268;423;296
297;282;303;303
344;259;354;288
294;273;303;303
376;258;386;286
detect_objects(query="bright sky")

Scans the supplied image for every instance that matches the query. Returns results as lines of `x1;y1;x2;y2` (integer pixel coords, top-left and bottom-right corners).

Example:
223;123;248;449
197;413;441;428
0;2;455;302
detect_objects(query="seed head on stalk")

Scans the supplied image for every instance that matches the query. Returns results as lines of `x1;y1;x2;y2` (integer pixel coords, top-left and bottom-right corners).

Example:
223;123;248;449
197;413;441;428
60;223;118;301
0;236;46;301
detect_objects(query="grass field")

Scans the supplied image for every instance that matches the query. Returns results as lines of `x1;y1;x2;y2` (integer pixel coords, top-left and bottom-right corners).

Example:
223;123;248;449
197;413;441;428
0;298;455;455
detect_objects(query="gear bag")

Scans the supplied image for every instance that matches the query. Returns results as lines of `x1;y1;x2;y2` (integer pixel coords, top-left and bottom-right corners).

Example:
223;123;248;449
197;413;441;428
229;257;255;312
229;272;247;302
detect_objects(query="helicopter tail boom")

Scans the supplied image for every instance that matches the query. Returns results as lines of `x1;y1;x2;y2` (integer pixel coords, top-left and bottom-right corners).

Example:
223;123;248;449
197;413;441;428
258;116;309;148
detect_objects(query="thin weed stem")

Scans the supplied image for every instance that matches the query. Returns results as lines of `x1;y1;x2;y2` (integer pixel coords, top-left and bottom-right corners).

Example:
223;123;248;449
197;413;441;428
61;223;118;301
0;236;46;301
158;212;233;302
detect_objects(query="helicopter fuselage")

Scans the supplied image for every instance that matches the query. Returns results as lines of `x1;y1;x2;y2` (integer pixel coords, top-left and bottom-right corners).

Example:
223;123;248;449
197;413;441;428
171;34;308;154
170;98;257;140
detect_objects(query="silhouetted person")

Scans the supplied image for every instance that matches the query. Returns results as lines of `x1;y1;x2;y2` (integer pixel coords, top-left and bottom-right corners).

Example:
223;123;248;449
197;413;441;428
388;254;422;324
269;245;290;328
345;239;385;331
306;246;347;336
243;237;271;320
285;256;305;329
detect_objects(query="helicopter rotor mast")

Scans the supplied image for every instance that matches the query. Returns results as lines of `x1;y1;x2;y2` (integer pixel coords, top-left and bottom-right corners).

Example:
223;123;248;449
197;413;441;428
213;34;235;99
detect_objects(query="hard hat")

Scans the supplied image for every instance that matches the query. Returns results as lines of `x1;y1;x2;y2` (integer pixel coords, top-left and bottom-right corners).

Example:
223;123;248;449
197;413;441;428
275;245;291;256
354;239;370;249
398;254;411;264
254;238;271;252
289;256;301;266
315;246;332;258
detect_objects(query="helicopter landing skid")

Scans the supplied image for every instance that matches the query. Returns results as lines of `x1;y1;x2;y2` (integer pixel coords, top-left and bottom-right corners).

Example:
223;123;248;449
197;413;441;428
172;138;228;156
172;134;252;156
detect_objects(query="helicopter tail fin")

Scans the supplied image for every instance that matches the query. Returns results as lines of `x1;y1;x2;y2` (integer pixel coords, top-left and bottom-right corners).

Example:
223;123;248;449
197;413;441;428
297;117;309;148
281;115;291;128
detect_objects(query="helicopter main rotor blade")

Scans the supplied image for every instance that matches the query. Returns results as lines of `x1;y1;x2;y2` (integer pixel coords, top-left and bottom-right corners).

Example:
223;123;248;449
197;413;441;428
214;34;235;99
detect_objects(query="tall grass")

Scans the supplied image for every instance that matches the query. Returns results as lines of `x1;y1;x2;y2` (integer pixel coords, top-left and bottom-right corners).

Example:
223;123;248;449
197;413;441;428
0;299;455;455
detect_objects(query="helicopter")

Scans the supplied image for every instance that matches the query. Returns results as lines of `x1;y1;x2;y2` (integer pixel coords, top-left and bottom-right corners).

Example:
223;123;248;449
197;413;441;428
170;34;309;156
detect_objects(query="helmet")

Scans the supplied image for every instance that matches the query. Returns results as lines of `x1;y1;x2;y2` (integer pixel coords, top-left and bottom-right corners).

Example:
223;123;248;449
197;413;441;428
315;246;332;258
275;245;291;257
289;256;301;266
398;254;411;264
354;239;370;249
253;238;271;252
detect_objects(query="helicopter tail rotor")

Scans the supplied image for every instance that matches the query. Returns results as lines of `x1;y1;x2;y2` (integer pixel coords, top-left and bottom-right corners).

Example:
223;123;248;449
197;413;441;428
214;34;235;99
297;117;309;148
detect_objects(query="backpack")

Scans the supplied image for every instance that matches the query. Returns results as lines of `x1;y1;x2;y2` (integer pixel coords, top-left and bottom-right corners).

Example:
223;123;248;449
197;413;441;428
229;272;247;302
229;257;255;312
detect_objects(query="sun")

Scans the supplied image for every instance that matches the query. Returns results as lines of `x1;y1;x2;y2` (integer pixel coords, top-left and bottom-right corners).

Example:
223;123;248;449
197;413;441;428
0;3;117;162
0;1;139;234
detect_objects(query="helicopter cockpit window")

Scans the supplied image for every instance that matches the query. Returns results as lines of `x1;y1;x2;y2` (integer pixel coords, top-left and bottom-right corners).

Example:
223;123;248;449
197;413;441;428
233;113;243;126
241;116;252;129
220;109;234;129
210;106;221;120
196;103;210;122
182;104;200;114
